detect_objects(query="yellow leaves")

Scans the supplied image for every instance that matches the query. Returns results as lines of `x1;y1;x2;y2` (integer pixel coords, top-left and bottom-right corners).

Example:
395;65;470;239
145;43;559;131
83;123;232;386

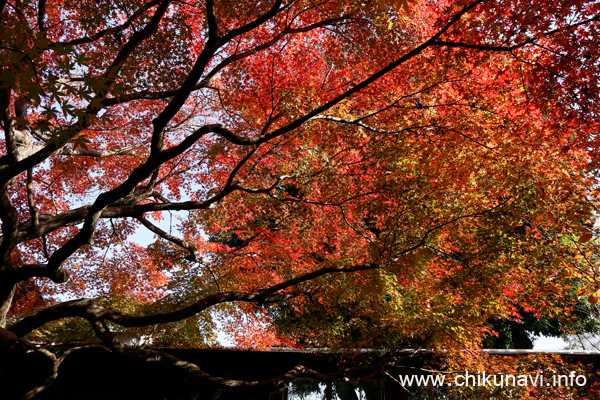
588;290;600;304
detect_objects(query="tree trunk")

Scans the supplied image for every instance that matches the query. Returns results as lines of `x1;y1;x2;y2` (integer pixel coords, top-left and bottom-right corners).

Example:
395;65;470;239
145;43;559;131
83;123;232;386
0;284;15;329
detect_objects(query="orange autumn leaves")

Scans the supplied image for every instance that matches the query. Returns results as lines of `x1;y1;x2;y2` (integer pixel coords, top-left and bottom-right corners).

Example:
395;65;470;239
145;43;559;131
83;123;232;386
0;0;599;374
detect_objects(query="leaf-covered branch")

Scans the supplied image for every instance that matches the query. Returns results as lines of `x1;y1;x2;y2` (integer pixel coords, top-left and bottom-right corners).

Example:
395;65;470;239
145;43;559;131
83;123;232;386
10;198;508;336
1;0;600;396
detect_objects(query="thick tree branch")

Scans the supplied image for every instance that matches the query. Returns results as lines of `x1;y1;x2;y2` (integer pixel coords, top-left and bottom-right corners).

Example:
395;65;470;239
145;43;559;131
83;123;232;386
19;344;108;400
222;0;285;43
206;0;487;146
125;347;408;389
20;347;59;400
56;142;145;157
89;319;123;352
150;43;218;155
37;0;47;32
102;15;355;108
150;0;287;155
1;264;67;285
9;290;302;337
2;122;19;166
9;198;509;336
0;0;172;182
102;0;172;85
205;0;219;39
35;124;218;280
0;185;19;266
0;0;7;21
12;177;240;245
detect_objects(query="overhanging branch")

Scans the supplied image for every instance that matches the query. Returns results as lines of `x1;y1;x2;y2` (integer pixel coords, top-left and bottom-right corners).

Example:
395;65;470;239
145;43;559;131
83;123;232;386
9;197;509;336
136;215;197;261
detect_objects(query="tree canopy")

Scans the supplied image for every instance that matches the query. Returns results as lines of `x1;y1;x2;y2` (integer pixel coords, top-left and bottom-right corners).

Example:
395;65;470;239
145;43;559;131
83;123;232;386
1;0;600;398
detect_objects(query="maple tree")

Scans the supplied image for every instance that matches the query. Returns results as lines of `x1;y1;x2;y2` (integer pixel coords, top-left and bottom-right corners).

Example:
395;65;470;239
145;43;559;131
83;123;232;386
1;0;600;398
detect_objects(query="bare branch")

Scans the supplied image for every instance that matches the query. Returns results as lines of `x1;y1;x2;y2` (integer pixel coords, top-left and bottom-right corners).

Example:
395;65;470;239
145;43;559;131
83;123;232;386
12;173;241;245
89;320;123;352
136;216;197;261
2;263;68;285
56;142;145;157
